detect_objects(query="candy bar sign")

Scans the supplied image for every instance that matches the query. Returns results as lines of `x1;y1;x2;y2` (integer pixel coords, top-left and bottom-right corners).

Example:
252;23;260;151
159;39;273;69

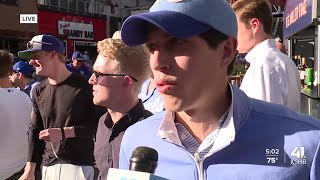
58;20;94;40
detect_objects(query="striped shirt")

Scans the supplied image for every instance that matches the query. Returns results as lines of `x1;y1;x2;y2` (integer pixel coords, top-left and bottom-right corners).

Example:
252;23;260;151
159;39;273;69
175;110;229;159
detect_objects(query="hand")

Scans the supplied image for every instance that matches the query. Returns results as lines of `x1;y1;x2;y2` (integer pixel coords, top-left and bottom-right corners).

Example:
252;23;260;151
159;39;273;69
39;128;62;142
18;173;35;180
18;162;36;180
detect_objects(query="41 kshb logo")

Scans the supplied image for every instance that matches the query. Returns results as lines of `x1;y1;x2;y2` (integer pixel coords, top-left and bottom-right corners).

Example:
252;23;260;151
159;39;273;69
291;147;307;165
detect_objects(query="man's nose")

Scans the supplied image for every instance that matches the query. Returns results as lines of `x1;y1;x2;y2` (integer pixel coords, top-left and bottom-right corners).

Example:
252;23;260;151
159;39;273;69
150;50;170;72
88;73;96;85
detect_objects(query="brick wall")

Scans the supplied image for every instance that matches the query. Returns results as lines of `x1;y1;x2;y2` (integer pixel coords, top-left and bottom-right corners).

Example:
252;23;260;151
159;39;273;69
0;0;38;34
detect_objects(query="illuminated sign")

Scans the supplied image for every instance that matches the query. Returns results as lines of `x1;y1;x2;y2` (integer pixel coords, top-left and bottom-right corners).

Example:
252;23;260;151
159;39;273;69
283;0;313;38
285;0;307;28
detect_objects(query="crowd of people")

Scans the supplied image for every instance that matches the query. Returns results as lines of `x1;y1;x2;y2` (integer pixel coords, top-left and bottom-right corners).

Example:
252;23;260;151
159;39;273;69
1;0;320;179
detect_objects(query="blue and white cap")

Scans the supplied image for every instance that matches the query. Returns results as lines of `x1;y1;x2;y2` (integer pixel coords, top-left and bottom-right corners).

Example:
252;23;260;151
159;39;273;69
121;0;237;47
18;34;65;59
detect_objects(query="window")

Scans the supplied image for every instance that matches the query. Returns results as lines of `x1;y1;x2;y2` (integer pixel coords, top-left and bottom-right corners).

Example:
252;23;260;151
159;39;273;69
50;0;58;7
95;1;101;14
59;0;68;9
78;0;85;12
69;0;77;10
0;0;18;5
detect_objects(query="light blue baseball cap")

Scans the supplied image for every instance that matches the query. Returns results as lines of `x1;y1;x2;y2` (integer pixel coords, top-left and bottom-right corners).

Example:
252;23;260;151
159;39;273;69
121;0;237;47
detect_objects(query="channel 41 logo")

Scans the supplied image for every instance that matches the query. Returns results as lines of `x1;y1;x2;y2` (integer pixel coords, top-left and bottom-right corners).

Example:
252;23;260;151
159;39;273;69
291;147;307;165
20;14;38;24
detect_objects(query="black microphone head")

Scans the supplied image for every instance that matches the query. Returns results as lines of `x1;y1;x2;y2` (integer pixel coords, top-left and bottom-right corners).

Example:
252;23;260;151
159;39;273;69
129;146;158;174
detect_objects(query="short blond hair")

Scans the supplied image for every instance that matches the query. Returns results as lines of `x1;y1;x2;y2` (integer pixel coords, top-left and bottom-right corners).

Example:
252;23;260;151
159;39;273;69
232;0;273;35
97;38;150;92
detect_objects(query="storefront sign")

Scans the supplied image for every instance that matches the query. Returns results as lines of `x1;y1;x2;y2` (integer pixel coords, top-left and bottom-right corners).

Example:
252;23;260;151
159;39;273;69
74;41;97;47
58;20;94;40
283;0;313;38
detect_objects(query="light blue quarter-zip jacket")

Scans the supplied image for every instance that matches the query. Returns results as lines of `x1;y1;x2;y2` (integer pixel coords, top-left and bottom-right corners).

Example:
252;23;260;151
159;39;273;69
119;87;320;180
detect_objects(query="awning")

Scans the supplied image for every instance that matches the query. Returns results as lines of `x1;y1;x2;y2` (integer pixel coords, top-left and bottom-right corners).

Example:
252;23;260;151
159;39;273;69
230;0;286;7
0;30;37;40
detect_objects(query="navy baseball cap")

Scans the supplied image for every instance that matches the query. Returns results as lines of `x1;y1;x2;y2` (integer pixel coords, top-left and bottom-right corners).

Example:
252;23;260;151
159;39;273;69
72;51;85;61
13;61;34;76
121;0;238;47
18;34;65;59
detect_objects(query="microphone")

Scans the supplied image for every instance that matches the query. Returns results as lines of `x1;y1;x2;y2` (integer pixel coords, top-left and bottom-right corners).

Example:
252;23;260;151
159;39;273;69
129;146;158;174
107;146;168;180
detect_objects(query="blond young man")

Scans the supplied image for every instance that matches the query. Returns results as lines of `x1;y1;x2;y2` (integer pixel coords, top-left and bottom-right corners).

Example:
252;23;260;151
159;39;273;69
18;34;104;180
232;0;301;111
89;38;152;179
113;30;165;113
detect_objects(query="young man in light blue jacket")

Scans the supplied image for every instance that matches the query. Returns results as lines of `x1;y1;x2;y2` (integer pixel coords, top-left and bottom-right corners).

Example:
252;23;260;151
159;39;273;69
118;0;320;179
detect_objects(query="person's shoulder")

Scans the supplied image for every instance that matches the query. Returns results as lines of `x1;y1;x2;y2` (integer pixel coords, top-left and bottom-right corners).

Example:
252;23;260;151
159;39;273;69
31;80;40;89
250;98;320;130
14;88;30;98
97;111;108;125
125;111;164;136
20;91;32;107
258;50;295;73
143;109;153;119
2;88;32;107
121;112;164;156
35;78;48;87
66;63;73;69
247;48;272;69
264;48;294;66
82;63;91;70
69;73;90;85
32;79;48;96
63;74;93;97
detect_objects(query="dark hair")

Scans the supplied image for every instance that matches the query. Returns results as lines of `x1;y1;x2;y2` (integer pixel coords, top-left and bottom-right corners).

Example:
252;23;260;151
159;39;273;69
0;50;13;78
199;28;235;75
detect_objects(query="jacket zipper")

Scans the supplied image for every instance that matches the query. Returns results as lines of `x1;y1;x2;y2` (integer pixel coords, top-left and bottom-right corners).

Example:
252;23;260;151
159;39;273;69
178;145;204;180
194;152;204;180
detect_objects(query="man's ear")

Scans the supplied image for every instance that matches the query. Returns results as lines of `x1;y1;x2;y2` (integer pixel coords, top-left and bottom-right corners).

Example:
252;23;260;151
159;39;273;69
18;72;23;79
50;51;59;61
123;76;133;87
250;18;260;34
221;37;238;67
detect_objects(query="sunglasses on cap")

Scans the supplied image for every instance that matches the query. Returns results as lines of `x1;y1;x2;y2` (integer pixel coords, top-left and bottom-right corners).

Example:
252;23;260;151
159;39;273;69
27;41;53;50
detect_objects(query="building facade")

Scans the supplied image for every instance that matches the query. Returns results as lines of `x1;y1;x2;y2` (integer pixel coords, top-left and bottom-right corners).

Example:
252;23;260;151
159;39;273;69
0;0;38;56
38;0;109;60
38;10;107;60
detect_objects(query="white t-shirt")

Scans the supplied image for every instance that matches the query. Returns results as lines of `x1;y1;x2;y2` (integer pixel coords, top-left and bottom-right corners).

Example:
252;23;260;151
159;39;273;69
0;88;32;179
240;39;301;112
